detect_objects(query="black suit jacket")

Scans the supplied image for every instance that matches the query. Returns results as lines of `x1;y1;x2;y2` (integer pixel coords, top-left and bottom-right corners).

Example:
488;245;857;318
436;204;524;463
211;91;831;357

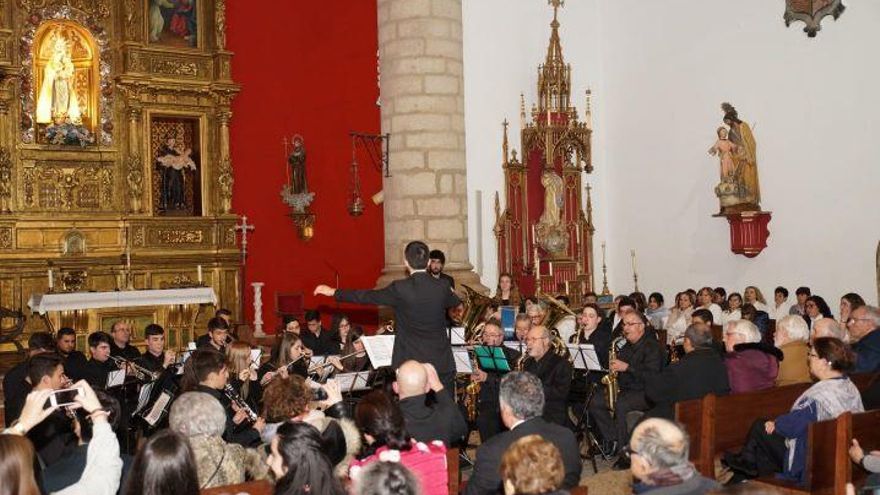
2;361;30;425
645;347;730;419
301;328;339;356
523;352;572;426
399;391;468;447
465;417;582;495
335;271;461;373
437;272;456;289
617;331;665;393
62;351;88;382
110;342;141;360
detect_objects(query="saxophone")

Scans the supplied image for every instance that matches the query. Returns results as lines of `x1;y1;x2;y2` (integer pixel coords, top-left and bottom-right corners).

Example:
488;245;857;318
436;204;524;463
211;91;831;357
601;337;625;417
464;347;481;422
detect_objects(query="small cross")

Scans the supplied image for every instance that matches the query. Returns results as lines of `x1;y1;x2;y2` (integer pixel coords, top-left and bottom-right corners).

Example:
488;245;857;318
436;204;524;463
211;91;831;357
235;215;255;258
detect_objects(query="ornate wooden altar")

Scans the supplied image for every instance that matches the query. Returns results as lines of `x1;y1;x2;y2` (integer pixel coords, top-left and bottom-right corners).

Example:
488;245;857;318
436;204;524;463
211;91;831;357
0;0;241;350
493;3;595;305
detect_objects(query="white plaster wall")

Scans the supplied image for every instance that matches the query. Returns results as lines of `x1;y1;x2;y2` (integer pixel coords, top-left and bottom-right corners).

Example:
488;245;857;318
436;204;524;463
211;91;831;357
464;0;880;306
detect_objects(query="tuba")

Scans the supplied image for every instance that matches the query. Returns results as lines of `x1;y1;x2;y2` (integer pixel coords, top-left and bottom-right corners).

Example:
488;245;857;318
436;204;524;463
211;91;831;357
459;284;493;342
536;290;578;359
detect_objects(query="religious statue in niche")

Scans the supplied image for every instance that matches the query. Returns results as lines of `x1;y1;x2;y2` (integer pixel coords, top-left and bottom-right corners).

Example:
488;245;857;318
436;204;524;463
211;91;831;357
710;102;761;213
33;22;97;146
535;168;569;255
151;117;202;216
281;135;315;213
149;0;198;48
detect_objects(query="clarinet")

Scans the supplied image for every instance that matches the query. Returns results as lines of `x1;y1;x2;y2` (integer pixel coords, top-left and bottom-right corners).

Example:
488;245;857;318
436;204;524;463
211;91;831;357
222;384;258;423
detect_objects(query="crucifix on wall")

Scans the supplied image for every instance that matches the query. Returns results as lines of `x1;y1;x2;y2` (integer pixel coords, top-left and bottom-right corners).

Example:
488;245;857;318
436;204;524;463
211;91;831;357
235;215;255;322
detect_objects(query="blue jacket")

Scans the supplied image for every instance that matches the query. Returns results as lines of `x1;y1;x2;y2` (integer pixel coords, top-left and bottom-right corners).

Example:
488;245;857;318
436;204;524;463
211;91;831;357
853;330;880;373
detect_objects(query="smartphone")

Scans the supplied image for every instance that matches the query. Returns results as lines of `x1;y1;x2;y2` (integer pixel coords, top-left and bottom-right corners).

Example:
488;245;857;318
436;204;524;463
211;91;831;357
48;387;83;408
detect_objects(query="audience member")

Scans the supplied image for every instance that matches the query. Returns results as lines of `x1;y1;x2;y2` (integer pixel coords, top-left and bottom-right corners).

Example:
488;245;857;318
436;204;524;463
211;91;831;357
724;337;863;483
630;292;649;315
804;295;834;329
0;433;40;495
123;429;199;495
466;372;581;495
646;324;730;420
355;461;420;495
3;331;55;425
169;391;268;488
395;360;467;447
499;435;566;495
646;292;669;330
789;287;811;316
628;418;720;494
774;315;812;386
848;305;880;373
840;293;866;329
812;317;847;342
743;286;768;313
352;391;448;495
721;292;743;326
740;303;770;339
770;286;791;321
664;292;694;345
723;320;781;393
713;287;728;310
269;421;346;495
849;438;880;489
696;287;723;325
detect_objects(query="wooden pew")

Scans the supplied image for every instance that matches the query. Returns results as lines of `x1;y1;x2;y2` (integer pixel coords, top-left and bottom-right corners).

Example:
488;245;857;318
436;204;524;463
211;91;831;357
570;486;589;495
851;409;880;488
447;447;460;495
201;480;272;495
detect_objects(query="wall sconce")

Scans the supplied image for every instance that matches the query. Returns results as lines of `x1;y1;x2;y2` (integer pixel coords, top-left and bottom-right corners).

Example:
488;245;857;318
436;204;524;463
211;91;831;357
348;132;390;217
281;135;317;240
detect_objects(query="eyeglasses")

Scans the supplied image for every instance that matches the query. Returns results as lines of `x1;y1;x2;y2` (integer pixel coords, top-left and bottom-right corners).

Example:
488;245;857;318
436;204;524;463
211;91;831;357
622;321;644;327
848;317;872;324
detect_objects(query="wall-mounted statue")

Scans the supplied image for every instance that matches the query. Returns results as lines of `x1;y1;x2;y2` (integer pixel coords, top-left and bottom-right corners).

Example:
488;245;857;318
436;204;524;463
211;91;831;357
710;102;761;213
281;135;315;240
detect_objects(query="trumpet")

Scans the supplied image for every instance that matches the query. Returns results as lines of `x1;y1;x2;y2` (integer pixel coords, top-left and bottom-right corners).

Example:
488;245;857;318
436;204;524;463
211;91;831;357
222;384;258;423
109;355;159;381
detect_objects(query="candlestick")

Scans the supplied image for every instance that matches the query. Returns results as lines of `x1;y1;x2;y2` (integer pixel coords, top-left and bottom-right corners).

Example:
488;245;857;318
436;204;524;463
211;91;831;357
48;268;54;290
197;265;203;283
600;241;610;296
630;249;636;273
631;249;640;292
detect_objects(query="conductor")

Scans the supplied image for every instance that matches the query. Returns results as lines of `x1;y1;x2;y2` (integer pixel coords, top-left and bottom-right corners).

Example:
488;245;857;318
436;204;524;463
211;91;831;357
314;241;461;391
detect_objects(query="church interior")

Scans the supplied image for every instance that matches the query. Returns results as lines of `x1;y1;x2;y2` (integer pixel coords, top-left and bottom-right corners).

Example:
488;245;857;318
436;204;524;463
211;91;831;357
0;0;879;494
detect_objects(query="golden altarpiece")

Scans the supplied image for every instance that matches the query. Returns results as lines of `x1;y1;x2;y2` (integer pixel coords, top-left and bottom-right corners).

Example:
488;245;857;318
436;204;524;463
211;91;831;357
494;3;595;305
0;0;240;351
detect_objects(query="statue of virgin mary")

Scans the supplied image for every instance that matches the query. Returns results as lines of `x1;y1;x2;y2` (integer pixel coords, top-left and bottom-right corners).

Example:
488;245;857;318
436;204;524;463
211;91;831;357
36;34;82;125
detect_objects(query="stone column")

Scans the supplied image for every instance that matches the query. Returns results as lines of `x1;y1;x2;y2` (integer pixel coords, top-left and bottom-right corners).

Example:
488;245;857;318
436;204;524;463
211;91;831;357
376;0;486;292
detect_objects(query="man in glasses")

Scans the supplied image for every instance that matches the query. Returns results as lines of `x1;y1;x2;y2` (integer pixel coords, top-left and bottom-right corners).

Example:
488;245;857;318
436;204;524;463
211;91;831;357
521;325;572;427
849;305;880;373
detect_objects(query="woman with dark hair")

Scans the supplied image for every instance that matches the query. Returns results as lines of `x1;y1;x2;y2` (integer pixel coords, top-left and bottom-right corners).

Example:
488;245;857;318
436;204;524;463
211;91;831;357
341;326;371;373
123;430;199;495
331;314;352;353
350;391;447;495
804;295;833;329
646;292;668;330
268;421;345;495
261;333;309;383
629;292;648;315
725;337;864;484
839;293;866;329
0;434;40;495
721;292;743;326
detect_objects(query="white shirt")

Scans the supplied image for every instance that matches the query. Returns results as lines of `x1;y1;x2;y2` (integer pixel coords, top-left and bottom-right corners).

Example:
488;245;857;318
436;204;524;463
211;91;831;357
770;301;790;321
54;422;123;495
721;309;741;326
699;304;723;325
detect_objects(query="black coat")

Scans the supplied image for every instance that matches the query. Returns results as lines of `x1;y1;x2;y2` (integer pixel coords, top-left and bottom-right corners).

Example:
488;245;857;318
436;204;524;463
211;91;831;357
645;347;731;420
82;358;119;390
465;417;582;495
617;331;665;393
478;346;521;412
335;271;461;373
399;391;468;447
62;351;88;382
2;360;29;425
301;329;339;356
523;351;572;426
110;341;141;360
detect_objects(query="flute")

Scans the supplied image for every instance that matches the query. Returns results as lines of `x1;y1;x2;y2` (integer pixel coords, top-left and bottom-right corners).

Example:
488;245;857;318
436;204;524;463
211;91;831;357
262;353;308;385
307;350;362;374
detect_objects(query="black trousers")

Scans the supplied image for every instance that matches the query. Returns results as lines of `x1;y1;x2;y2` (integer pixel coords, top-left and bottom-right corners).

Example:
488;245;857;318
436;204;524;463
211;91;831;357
726;418;787;478
588;388;648;445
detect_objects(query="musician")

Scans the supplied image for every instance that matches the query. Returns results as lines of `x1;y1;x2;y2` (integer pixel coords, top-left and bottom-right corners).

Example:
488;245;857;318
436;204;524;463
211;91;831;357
260;332;309;383
23;353;78;467
314;241;462;392
302;310;339;356
55;327;87;382
136;323;176;374
341;326;372;373
609;296;638;339
226;341;262;412
471;319;520;441
109;321;141;360
553;295;578;343
83;331;119;389
513;314;531;345
198;316;231;353
522;325;572;427
3;332;55;425
180;348;263;447
428;249;456;289
571;303;612;378
526;303;546;327
215;308;233;326
588;312;664;469
331;314;353;352
493;272;521;308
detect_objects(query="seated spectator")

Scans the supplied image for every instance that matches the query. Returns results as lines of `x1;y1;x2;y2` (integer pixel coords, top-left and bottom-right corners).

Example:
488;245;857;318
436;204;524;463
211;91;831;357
465;372;581;495
696;287;723;325
261;375;360;477
848;306;880;373
713;287;728;310
123;430;199;495
2;381;123;495
849;438;880;489
774;315;812;386
268;421;346;495
394;360;467;447
723;320;782;393
646;292;669;330
690;308;714;327
724;337;863;484
500;435;567;495
355;461;421;495
771;287;791;321
789;287;811;316
169;391;269;488
0;434;40;495
743;286;769;313
646;324;730;420
804;295;834;329
812;317;847;342
839;293;866;329
629;418;720;494
664;292;694;346
740;303;770;340
721;292;743;326
351;391;448;495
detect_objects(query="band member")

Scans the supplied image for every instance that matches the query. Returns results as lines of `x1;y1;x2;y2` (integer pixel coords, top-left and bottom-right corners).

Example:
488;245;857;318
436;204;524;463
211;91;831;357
588;311;664;469
180;348;263;447
314;241;461;392
522;325;572;427
302;310;339;356
341;326;372;373
109;321;141;360
198;317;231;353
260;332;310;383
226;342;262;412
429;249;456;289
55;327;87;382
513;314;531;346
215;308;234;326
471;319;520;441
136;324;176;374
571;303;613;375
23;353;77;467
83;331;119;389
3;332;55;425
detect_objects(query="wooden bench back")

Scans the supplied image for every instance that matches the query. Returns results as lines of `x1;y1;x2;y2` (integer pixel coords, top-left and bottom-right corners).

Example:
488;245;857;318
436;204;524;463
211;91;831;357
851;408;880;488
201;480;272;495
447;447;460;495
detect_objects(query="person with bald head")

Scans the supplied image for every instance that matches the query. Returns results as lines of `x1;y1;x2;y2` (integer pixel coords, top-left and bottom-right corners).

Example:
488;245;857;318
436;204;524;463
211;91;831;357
812;317;847;342
394;360;467;447
521;325;572;427
629;418;720;493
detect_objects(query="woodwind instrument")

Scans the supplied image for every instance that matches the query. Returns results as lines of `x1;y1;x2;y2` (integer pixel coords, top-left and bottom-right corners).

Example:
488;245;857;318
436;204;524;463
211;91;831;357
464;346;482;422
307;350;361;374
262;353;307;385
601;336;625;417
222;383;257;423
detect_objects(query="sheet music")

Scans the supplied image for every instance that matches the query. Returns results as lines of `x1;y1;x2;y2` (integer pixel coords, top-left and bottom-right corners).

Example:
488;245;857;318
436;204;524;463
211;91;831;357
504;341;524;353
249;348;262;366
452;347;473;373
566;343;602;371
360;335;394;368
106;370;126;388
336;371;371;392
135;382;154;414
144;391;171;426
449;326;466;345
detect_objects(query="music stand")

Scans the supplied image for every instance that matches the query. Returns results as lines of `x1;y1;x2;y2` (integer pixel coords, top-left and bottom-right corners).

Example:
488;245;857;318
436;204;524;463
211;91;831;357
473;346;511;372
